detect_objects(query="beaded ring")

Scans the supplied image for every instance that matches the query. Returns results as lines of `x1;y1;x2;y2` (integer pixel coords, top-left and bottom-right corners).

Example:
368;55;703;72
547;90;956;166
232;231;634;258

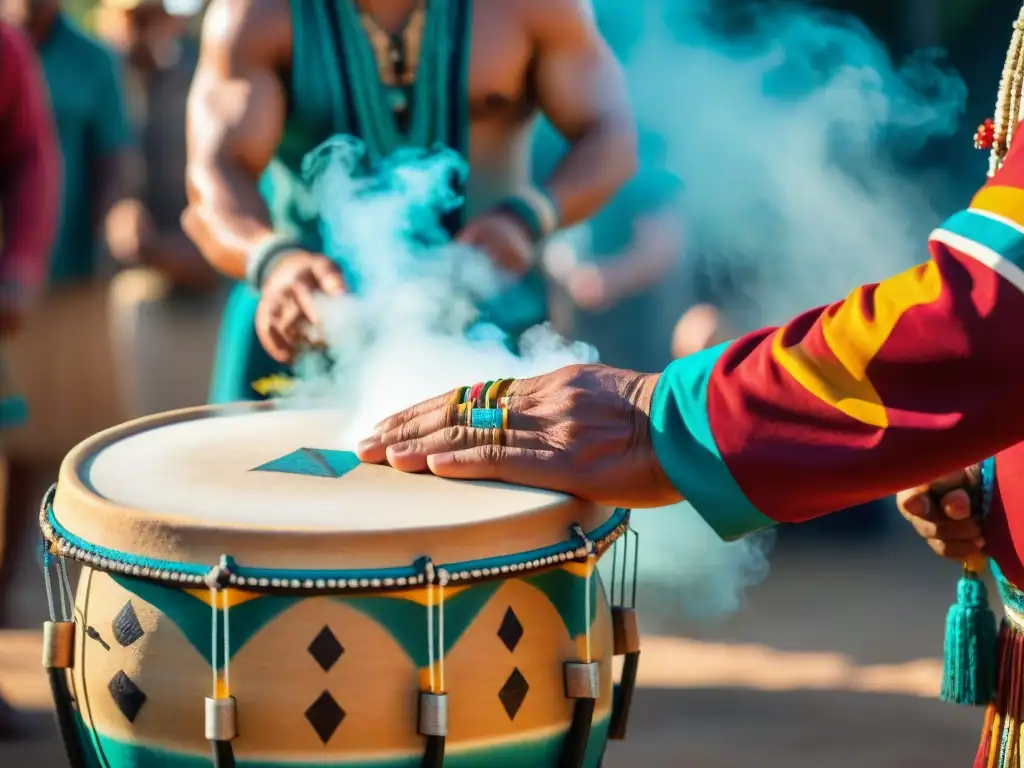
977;8;1024;176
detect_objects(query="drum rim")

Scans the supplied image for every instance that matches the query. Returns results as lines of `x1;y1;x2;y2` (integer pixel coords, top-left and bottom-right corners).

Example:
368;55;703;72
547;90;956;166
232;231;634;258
46;403;631;592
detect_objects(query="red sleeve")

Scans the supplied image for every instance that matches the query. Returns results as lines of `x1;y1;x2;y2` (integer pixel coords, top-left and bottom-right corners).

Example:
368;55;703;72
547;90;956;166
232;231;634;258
0;23;61;298
649;123;1024;539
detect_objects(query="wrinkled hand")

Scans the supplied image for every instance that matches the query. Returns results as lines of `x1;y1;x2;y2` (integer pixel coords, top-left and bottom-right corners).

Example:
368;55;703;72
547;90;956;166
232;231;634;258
255;251;345;363
356;364;682;509
896;467;986;566
456;211;534;276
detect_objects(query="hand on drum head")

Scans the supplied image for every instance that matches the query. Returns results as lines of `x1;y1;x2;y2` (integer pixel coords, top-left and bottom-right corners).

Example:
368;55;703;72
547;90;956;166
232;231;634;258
255;251;346;363
356;364;682;509
895;466;986;567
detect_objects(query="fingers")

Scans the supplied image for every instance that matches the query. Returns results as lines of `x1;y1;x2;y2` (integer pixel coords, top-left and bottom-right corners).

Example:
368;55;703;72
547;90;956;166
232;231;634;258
291;281;321;328
311;258;345;296
358;405;459;464
937;487;972;522
369;391;455;438
426;445;567;490
388;426;549;473
897;485;984;560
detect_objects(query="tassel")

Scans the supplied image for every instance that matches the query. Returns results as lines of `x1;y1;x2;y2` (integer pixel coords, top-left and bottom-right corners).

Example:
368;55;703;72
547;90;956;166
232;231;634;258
942;566;999;706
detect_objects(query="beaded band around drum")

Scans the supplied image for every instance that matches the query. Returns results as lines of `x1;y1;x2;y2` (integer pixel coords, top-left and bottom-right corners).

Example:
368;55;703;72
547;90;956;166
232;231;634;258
39;484;631;593
244;233;305;290
493;188;560;244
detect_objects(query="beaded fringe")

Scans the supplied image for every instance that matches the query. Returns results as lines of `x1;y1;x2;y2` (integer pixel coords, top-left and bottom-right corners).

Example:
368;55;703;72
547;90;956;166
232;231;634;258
975;619;1024;768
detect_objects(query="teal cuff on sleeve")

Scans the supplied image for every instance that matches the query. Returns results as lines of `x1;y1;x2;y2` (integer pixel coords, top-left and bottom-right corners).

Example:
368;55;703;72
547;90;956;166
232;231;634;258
650;342;776;540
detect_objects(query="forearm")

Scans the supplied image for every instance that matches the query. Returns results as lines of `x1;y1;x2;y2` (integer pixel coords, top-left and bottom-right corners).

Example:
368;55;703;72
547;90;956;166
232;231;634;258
650;201;1024;540
182;162;274;280
542;116;637;228
599;246;675;299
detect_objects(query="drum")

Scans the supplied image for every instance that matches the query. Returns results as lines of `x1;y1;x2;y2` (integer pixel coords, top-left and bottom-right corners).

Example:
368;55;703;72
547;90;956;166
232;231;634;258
38;404;641;768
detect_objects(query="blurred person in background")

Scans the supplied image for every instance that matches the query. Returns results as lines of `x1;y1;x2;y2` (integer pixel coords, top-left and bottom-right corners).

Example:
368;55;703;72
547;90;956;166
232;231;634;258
184;0;636;403
0;17;60;734
0;0;131;627
94;0;223;418
536;124;685;373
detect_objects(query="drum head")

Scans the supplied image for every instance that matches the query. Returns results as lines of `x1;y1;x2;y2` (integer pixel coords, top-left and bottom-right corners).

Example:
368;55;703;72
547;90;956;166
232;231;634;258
51;404;620;581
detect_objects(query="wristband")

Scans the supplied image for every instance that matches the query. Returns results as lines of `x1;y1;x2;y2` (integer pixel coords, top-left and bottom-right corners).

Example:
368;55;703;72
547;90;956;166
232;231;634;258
245;234;304;290
493;187;560;244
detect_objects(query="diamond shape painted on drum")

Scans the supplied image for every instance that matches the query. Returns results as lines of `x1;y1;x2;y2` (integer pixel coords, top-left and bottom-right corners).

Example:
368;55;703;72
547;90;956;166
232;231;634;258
497;606;523;653
108;670;147;723
252;448;360;479
308;625;344;672
305;691;345;743
498;667;529;720
111;601;144;647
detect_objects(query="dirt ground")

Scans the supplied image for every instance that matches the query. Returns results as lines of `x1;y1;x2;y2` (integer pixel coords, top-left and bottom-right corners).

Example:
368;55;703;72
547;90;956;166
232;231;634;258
0;521;985;767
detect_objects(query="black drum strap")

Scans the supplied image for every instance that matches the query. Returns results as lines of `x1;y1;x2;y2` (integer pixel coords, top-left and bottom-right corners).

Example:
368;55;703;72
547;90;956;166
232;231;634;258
46;667;87;768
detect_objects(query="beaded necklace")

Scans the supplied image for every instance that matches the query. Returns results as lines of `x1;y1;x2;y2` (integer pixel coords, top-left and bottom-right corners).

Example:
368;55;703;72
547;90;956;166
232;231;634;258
334;0;453;162
975;5;1024;176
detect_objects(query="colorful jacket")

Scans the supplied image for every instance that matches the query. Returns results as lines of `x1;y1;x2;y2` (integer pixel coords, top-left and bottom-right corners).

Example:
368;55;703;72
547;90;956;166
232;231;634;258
650;118;1024;553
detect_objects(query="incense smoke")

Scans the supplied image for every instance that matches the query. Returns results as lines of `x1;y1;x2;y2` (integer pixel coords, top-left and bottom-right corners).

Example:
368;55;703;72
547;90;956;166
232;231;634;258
583;0;966;623
284;137;597;443
283;0;968;625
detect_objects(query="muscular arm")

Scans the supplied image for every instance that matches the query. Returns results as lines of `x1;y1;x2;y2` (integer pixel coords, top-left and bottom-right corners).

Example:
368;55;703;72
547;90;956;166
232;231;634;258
650;126;1024;540
0;23;60;297
529;0;636;227
182;0;287;279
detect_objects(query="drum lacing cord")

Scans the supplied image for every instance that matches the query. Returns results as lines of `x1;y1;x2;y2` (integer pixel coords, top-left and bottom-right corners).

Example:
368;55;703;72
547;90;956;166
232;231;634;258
206;557;237;768
40;483;87;768
559;526;599;768
608;526;641;741
420;560;448;768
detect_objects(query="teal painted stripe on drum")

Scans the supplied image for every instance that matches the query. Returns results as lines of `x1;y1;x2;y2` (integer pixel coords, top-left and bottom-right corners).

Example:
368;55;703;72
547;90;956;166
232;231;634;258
47;499;628;585
650;344;775;541
74;712;611;767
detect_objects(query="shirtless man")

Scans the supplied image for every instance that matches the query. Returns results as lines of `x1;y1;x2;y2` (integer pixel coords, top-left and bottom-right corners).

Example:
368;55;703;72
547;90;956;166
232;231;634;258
183;0;636;401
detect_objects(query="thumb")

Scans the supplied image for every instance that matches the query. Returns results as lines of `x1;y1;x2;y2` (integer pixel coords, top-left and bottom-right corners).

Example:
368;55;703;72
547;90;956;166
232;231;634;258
312;257;345;296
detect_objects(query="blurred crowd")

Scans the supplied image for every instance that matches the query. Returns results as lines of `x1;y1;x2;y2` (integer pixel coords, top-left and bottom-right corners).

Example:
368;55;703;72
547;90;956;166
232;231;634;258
0;0;1010;671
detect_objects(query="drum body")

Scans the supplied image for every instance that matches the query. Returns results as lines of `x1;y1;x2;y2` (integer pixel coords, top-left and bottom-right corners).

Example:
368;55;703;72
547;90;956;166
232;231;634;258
42;404;633;767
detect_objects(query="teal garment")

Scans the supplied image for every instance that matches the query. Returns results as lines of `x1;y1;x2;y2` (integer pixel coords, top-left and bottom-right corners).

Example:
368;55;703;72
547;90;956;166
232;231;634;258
649;343;775;540
38;13;131;285
209;0;547;403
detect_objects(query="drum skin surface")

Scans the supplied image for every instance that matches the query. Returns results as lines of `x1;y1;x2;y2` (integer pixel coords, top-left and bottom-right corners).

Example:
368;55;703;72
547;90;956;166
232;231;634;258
48;404;625;767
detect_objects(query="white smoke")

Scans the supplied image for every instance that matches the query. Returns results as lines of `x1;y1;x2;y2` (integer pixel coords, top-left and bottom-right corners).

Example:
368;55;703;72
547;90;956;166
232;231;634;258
590;0;965;622
278;0;968;626
281;136;596;444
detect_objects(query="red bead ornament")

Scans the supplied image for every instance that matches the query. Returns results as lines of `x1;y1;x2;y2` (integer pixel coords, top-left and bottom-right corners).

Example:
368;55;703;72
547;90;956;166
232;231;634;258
975;118;995;150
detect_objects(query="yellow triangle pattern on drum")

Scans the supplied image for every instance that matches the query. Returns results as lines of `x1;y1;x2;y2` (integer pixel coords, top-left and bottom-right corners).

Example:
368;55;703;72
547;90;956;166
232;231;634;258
377;584;473;607
561;559;597;579
181;587;264;609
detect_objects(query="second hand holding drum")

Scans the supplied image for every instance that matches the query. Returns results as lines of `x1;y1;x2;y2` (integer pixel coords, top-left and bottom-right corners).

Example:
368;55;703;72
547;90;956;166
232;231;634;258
39;402;641;768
